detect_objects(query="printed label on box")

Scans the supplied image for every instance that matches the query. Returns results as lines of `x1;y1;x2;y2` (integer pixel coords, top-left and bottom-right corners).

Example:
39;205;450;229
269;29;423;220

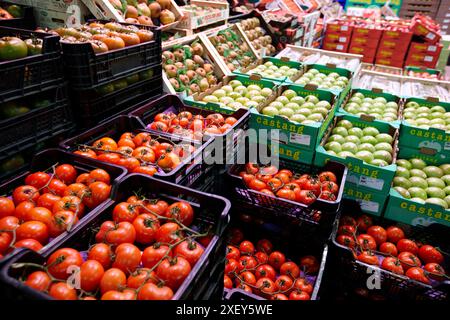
424;56;433;62
429;45;437;52
337;44;344;50
426;32;436;40
339;37;347;42
359;176;384;191
342;25;348;31
358;199;379;213
290;133;311;146
445;142;450;151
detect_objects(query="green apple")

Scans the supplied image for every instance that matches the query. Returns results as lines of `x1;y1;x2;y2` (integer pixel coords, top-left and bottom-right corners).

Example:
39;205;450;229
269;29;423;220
252;96;266;104
408;187;427;200
374;142;393;153
444;185;450;195
236;97;250;105
269;101;284;110
297;108;312;116
342;142;358;154
345;135;361;145
262;106;279;116
279;108;294;118
373;150;392;164
316;101;332;110
290;96;305;105
305;95;319;104
356;150;374;163
301;102;315;109
348;127;363;138
228;102;244;110
204;95;219;103
213;89;226;99
411;197;426;204
359;143;376;153
439;164;450;175
245;101;259;108
328;134;345;144
283;89;297;99
314;107;329;117
425;197;448;209
261;87;273;97
290;114;306;123
325;141;342;153
396;166;410;178
332;127;348;137
397;159;412;170
336;120;353;130
370;159;389;167
394;186;411;199
375;133;393;144
362;127;380;137
228;92;241;100
426;187;446;199
410;158;427;169
360;136;378;145
338;151;355;159
229;80;243;88
247;85;261;92
406;101;419;108
423;166;444;178
441;174;450;185
410;169;427;179
426;177;445;189
409;176;428;189
394;177;412;189
276;96;290;105
307;113;324;122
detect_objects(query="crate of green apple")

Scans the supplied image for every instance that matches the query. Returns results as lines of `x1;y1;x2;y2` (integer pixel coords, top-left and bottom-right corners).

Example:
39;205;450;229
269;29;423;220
162;36;225;96
184;75;277;115
315;115;399;195
205;24;259;73
398;98;450;152
294;65;352;93
340;89;402;123
333;206;449;300
234;57;303;83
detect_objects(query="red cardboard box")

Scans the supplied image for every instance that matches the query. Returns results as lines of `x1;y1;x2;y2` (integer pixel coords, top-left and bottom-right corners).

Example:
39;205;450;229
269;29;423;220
350;35;380;48
352;27;383;40
324;32;351;44
376;48;408;60
375;57;404;68
381;30;413;43
408;41;443;57
378;39;411;51
410;17;442;44
405;51;439;68
322;41;349;52
326;23;353;36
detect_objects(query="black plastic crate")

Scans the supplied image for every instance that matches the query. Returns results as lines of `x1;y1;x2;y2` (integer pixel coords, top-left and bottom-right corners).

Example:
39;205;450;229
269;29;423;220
0;148;126;261
329;199;450;301
227;155;348;224
60;115;213;186
0;84;74;153
61;21;161;89
128;94;250;163
222;210;329;300
0;174;231;300
72;67;163;129
0;27;63;102
0;1;35;30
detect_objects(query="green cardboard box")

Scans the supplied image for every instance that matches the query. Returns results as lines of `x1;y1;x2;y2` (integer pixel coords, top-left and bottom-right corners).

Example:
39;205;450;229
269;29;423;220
338;88;402;128
250;83;337;154
384;146;450;227
184;74;280;115
314;113;399;195
399;97;450;156
343;182;388;216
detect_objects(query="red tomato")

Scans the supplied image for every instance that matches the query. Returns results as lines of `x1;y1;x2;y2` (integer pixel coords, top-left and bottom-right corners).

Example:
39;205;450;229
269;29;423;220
405;267;430;284
397;239;419;255
25;172;51;189
398;252;421;271
15;238;43;252
88;243;113;269
275;275;293;292
357;251;379;265
341;216;357;227
165;202;194;226
271;293;289;300
0;197;15;218
338;225;356;237
47;248;83;279
357;234;377;251
133;213;160;244
356;215;373;232
255;277;276;296
297;190;316;205
379;242;398;257
256;239;273;254
299;255;319;274
226;245;240;260
174;240;204;266
336;235;355;248
95;221;136;246
423;263;446;281
16;221;49;244
367;226;387;246
235;271;257;286
55;164;77;184
385;226;405;244
13;185;39;205
112;202;140;223
80;260;104;292
155;222;183;244
318;171;337;183
141;244;172;269
418;245;444;265
42;179;67;197
224;275;233;289
100;268;127;294
48;282;77;300
25;271;51;292
156;257;192;289
381;257;404;275
255;264;276;281
238;255;258;272
37;193;61;212
112;243;141;274
137;283;173;300
321;181;339;194
127;268;157;289
255;251;269;264
239;240;255;254
289;289;310;300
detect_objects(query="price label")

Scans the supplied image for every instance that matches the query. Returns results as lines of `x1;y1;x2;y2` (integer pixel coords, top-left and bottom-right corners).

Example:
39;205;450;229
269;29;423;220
359;176;384;191
337;44;344;50
290;133;311;146
444;142;450;151
426;32;436;40
424;56;433;62
358;200;379;213
341;25;349;31
339;37;347;43
428;45;437;52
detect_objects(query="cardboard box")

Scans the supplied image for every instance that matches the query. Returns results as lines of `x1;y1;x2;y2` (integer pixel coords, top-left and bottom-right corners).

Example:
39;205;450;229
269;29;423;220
408;42;443;57
376;48;407;60
35;8;85;28
411;17;442;44
381;30;413;42
352;26;383;40
322;41;349;52
350;35;380;48
326;22;353;36
324;32;351;44
405;51;439;68
375;57;404;68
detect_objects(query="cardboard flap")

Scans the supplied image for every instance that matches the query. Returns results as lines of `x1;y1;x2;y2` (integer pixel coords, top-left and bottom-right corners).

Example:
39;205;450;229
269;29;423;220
326;63;337;69
280;56;290;62
249;74;262;81
360;114;376;122
304;83;318;91
371;88;383;94
426;96;440;103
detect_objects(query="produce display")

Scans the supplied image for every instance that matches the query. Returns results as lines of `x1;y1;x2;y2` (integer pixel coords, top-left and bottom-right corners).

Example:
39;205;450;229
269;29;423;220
72;132;196;176
342;92;400;122
357;72;402;94
402;80;450;103
0;93;53;120
324;120;395;166
95;68;155;96
202;80;274;111
0;35;42;61
53;22;154;53
336;214;447;284
0;165;113;258
295;69;349;91
393;158;450;210
244;61;300;81
261;90;333;124
147;111;238;140
238;162;340;204
107;0;177;26
402;101;450;131
239;17;276;56
224;231;321;300
17;195;208;300
208;27;257;72
405;69;441;80
162;40;219;95
0;3;23;19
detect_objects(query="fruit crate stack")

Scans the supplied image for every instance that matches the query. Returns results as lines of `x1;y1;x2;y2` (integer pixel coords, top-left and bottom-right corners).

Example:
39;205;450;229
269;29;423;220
322;20;353;53
348;25;383;64
399;0;441;20
0;26;75;182
375;26;413;68
57;21;163;129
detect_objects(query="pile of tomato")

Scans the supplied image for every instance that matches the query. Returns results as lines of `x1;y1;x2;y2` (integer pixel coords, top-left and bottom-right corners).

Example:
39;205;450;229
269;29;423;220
239;163;340;204
49;22;154;54
73;131;196;176
0;164;112;259
148;111;238;140
224;230;320;300
337;214;447;284
19;195;210;300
